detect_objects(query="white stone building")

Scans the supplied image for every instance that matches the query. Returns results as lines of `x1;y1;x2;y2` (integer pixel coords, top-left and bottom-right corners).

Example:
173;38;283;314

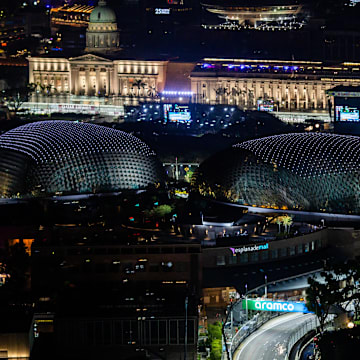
28;54;167;98
26;1;360;116
28;0;167;102
190;59;360;111
85;0;120;54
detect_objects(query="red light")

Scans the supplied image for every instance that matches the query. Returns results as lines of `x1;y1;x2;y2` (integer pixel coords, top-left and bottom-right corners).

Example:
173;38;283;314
155;222;159;228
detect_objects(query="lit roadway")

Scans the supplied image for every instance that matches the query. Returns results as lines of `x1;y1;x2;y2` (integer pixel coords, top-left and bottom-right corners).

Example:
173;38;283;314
233;313;315;360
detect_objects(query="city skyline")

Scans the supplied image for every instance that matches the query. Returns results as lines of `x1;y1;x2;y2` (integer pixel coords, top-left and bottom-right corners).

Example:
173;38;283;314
0;1;359;360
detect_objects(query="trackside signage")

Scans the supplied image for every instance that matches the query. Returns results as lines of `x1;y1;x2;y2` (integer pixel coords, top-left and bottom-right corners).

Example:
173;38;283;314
242;299;312;313
230;243;268;255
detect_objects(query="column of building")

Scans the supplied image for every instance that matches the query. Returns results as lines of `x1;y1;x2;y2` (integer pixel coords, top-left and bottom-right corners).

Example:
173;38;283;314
60;75;64;93
315;85;319;109
106;68;111;96
112;68;119;96
119;77;123;96
322;85;327;109
84;68;89;96
243;81;248;107
71;67;78;95
96;69;100;96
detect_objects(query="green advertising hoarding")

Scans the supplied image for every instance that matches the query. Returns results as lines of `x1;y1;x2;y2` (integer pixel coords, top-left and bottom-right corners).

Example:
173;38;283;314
242;299;312;313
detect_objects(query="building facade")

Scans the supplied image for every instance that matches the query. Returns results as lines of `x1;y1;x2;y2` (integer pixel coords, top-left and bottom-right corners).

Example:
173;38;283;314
28;54;168;98
28;0;167;103
27;56;360;113
50;4;94;29
193;132;360;214
0;121;164;197
201;0;306;28
85;0;120;54
190;59;360;111
23;1;360;114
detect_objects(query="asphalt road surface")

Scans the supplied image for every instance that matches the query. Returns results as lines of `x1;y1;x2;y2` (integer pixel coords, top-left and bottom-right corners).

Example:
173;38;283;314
233;313;316;360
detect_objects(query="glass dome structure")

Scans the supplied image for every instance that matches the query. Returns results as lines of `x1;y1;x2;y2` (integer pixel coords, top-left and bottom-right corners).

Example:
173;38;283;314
0;121;163;197
193;133;360;214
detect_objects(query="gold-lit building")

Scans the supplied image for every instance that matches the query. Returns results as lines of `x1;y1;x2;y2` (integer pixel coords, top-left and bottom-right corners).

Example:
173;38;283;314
28;55;360;113
50;4;94;28
85;0;120;54
190;58;360;111
29;1;167;102
28;54;168;98
201;0;306;28
27;1;360;116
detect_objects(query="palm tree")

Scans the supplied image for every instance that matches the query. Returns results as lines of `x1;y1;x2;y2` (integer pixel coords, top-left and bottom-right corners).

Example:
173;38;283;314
214;87;229;104
45;84;53;96
27;83;37;93
132;80;146;97
28;82;44;95
276;217;283;233
248;89;254;107
140;82;147;97
231;87;240;97
147;86;158;98
27;83;38;101
283;216;293;233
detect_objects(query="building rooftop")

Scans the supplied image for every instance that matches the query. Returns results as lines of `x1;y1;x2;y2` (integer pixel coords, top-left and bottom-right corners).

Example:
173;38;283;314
89;0;116;24
201;0;304;7
50;4;95;14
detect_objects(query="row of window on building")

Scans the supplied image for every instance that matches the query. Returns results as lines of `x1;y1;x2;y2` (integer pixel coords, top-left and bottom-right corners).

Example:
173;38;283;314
59;246;200;255
65;260;189;274
59;318;196;347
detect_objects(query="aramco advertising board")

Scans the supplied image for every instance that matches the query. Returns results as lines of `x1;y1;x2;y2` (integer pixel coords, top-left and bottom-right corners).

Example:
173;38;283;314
242;299;312;313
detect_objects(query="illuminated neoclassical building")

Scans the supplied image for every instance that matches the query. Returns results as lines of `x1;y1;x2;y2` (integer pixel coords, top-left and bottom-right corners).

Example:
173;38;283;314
190;58;360;112
85;0;120;53
28;0;167;102
25;1;360;115
28;55;167;98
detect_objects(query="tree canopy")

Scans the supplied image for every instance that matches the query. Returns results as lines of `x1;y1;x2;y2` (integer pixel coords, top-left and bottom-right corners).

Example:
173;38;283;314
306;261;360;331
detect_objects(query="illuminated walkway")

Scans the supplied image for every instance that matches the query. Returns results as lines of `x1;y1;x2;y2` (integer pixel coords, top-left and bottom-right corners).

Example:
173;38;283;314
216;200;360;223
233;313;315;360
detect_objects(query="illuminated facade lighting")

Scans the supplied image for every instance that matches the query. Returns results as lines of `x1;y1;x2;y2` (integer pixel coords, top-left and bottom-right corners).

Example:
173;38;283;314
0;121;163;197
161;90;193;96
194;133;360;214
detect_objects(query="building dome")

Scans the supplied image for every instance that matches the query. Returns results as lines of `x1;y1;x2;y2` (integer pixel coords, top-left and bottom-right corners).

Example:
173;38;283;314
0;121;163;197
193;133;360;214
86;0;120;53
89;0;117;24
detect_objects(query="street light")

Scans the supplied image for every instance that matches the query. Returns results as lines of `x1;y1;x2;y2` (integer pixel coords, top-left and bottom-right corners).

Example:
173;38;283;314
264;275;268;299
347;321;355;329
245;283;248;321
184;296;188;360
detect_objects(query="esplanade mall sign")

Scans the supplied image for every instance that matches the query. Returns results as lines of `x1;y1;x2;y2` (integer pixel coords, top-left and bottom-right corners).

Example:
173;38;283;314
229;243;269;255
242;299;312;313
